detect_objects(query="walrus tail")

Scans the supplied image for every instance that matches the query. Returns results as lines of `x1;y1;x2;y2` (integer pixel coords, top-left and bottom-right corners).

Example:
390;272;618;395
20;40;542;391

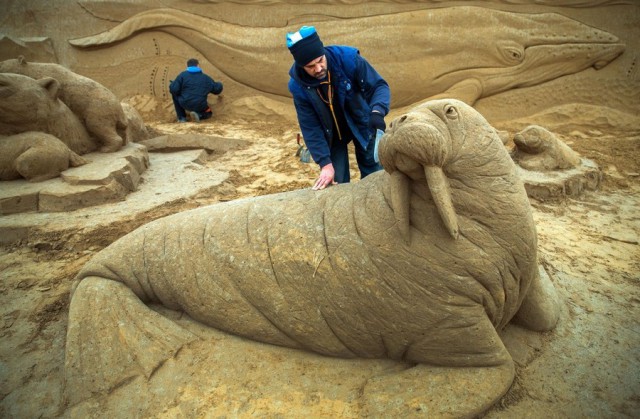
65;277;198;406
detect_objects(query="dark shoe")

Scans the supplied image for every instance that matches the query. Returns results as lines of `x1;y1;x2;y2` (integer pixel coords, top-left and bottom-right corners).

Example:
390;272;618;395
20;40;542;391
189;111;200;123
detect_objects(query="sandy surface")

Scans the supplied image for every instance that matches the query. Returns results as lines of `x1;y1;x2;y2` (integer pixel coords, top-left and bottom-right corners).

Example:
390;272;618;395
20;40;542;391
0;112;638;417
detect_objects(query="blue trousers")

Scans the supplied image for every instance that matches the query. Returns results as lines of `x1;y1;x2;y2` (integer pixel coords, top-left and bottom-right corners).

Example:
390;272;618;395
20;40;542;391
331;137;382;184
171;94;212;120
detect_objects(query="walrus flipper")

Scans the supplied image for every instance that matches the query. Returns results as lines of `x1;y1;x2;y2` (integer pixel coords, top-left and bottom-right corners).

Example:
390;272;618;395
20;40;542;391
405;313;512;367
362;362;514;417
513;265;561;331
361;314;515;415
64;277;198;406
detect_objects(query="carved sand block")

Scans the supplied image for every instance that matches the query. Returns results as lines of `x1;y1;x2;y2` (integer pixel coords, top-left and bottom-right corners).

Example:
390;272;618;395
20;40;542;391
0;143;148;215
139;133;251;153
512;125;603;201
65;100;560;415
0;57;128;152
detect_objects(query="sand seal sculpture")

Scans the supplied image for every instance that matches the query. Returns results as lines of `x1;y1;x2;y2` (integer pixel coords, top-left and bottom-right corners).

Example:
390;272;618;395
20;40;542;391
0;132;87;182
512;125;582;171
65;99;560;409
0;72;94;155
68;7;624;106
0;57;128;152
0;72;95;182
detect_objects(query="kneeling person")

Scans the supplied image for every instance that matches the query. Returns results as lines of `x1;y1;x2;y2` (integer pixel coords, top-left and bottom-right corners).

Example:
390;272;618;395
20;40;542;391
169;58;223;123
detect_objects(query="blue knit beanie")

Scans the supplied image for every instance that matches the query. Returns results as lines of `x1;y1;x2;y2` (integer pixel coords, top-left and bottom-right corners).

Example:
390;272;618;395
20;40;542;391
286;26;325;67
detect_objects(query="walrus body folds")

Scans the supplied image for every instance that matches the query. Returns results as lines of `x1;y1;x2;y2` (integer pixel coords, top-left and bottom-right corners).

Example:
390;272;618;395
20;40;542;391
66;99;559;405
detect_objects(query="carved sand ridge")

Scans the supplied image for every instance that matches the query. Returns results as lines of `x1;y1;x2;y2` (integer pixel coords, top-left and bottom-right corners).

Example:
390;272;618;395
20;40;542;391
0;144;148;215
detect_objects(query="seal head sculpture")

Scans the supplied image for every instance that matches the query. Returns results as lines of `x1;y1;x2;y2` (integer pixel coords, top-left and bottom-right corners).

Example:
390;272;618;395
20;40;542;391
512;124;582;171
65;99;559;407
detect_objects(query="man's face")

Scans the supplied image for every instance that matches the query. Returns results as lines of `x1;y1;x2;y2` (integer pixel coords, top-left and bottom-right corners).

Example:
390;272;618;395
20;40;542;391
303;55;327;80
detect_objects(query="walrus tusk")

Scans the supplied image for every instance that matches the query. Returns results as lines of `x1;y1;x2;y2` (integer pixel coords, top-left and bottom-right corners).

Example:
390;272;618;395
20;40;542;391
389;170;411;244
424;165;459;240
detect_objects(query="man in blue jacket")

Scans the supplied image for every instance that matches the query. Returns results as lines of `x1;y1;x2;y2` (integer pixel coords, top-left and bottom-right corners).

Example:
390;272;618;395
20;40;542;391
169;58;223;123
287;26;390;190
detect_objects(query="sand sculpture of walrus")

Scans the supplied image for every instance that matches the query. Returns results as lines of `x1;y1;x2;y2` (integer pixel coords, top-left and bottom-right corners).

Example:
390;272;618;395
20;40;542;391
65;99;560;406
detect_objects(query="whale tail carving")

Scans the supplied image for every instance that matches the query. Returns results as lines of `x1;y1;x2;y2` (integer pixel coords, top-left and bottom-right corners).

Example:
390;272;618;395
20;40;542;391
69;9;201;47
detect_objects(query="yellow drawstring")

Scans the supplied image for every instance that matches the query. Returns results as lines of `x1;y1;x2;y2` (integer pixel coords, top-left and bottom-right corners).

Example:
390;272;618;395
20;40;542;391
316;71;342;141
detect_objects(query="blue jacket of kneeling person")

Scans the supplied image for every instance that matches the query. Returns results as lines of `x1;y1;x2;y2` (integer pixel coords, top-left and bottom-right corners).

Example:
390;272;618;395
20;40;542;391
170;66;223;112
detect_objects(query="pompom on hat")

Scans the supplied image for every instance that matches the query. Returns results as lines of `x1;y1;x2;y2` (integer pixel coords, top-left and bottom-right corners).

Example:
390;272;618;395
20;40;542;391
286;26;325;67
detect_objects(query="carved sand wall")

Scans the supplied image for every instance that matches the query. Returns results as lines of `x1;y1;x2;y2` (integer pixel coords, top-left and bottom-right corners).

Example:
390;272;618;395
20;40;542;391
1;1;638;128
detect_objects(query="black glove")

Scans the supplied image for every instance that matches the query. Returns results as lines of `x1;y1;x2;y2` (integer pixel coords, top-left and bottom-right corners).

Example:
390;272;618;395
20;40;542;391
211;81;223;95
368;111;386;133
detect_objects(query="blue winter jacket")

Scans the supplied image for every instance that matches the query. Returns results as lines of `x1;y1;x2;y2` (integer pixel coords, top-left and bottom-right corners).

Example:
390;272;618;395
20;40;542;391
169;67;223;112
288;46;390;168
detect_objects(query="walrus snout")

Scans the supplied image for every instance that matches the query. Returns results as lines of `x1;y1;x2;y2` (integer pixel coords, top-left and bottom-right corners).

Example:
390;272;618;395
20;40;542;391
387;114;408;131
380;111;450;174
379;109;460;242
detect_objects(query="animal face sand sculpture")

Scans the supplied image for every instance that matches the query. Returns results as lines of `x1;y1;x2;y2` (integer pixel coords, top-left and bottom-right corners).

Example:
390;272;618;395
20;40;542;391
68;6;624;106
66;99;559;407
0;73;94;155
0;57;128;152
513;124;582;171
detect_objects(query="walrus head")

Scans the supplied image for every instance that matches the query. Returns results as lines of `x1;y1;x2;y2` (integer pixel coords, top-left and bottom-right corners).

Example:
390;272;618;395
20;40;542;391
379;99;520;243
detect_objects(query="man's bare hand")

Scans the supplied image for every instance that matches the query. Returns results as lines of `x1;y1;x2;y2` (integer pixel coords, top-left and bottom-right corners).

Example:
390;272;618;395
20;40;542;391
313;163;337;190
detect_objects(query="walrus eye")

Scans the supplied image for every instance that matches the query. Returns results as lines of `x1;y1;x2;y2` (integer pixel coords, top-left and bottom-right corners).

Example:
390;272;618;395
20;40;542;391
444;105;458;120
